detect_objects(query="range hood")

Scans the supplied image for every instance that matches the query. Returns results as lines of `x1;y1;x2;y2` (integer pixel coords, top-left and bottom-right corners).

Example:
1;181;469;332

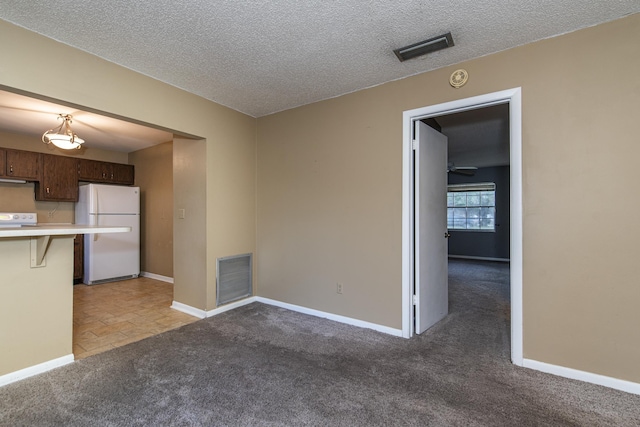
0;178;28;184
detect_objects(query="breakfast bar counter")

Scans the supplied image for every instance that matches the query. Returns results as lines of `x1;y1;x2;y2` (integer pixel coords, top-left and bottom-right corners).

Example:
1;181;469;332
0;224;131;238
0;225;130;385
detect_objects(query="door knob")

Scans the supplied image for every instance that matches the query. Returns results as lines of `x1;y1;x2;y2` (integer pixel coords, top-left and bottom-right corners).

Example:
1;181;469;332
445;232;451;238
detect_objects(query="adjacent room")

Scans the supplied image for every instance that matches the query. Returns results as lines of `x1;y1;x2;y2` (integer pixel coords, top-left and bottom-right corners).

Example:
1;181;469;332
0;94;200;358
0;1;639;425
426;103;512;349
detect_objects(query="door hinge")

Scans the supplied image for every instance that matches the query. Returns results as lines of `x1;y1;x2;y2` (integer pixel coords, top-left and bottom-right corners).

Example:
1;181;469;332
412;295;418;305
412;139;417;150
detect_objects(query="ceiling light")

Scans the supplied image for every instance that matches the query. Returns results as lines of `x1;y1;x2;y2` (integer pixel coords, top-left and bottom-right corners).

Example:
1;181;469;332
394;32;454;62
42;114;84;150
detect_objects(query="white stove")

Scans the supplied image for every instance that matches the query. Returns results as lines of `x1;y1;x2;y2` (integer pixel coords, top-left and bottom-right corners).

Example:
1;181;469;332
0;212;37;227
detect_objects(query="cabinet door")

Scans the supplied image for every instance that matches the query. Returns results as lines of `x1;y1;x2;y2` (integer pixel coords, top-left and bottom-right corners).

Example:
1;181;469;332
0;149;5;177
78;159;112;182
6;149;40;180
36;154;79;201
112;163;135;185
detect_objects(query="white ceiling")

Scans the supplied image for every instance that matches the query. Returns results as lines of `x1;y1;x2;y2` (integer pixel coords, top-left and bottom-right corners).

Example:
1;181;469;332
0;90;173;152
0;2;637;154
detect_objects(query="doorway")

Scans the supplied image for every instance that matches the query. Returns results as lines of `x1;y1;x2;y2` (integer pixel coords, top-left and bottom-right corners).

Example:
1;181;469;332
401;88;523;366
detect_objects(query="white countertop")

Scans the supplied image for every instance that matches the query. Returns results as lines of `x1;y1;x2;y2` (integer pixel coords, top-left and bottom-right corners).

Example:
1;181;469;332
0;224;131;238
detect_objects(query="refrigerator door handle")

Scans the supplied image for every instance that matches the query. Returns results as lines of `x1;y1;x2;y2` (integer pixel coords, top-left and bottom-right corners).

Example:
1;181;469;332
92;186;100;241
93;213;99;242
93;185;99;215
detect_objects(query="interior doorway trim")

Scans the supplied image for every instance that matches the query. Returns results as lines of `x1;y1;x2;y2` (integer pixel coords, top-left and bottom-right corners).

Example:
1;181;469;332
401;88;523;366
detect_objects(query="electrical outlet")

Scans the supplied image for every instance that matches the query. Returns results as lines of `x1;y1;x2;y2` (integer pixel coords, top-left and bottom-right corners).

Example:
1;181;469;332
336;282;343;294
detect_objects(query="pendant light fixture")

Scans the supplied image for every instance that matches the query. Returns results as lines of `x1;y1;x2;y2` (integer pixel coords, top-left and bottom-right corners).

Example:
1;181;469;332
42;114;84;150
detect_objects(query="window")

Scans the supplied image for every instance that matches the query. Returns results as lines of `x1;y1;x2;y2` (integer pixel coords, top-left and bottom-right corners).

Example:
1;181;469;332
447;183;496;231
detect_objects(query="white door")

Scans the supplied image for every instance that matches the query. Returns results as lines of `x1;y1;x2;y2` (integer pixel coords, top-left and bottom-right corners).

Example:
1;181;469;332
414;121;448;334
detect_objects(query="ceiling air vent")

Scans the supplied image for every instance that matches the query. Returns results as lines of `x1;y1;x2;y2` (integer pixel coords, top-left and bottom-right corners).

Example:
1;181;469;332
394;32;454;62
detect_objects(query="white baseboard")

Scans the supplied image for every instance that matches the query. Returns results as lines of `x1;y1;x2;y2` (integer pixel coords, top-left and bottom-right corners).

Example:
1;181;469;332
256;297;404;337
448;255;510;262
0;354;74;387
171;297;258;319
176;296;403;337
523;358;640;395
171;301;206;319
140;272;174;283
206;296;257;317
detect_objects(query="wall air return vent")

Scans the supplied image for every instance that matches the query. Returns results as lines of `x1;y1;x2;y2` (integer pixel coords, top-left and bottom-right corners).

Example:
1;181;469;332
216;253;252;306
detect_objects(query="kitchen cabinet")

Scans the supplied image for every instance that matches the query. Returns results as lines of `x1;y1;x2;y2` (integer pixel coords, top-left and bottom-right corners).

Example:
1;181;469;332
79;159;134;185
74;234;83;283
78;159;111;182
35;154;79;201
111;163;135;184
0;147;135;200
5;149;40;180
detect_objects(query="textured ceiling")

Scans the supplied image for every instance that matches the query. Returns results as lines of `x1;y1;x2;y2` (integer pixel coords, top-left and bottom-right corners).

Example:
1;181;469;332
0;1;637;118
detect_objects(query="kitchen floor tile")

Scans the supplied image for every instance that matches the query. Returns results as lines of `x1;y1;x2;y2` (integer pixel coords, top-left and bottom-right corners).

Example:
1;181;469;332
73;277;199;360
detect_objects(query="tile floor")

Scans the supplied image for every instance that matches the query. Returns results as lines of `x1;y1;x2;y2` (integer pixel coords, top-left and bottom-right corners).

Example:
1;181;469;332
73;277;199;359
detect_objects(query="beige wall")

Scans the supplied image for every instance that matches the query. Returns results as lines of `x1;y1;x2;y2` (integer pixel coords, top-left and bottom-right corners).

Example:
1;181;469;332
0;131;129;224
0;21;256;318
173;137;208;309
257;14;640;383
129;141;174;278
0;236;74;376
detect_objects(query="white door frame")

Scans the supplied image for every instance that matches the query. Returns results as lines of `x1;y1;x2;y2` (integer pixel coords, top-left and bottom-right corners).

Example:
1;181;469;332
401;88;523;366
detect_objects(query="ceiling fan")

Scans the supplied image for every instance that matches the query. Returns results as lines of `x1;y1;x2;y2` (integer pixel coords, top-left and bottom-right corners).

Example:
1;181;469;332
447;162;477;176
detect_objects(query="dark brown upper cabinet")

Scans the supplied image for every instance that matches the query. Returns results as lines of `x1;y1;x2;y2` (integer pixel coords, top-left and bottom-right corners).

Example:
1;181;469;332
78;159;134;185
0;149;5;177
0;147;134;201
35;154;79;202
78;159;111;182
5;149;40;180
111;163;135;185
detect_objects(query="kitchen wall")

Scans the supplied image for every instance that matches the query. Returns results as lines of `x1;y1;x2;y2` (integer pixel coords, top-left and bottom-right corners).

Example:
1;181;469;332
129;141;173;279
0;130;128;224
0;19;257;314
257;14;640;383
447;166;510;260
0;18;256;375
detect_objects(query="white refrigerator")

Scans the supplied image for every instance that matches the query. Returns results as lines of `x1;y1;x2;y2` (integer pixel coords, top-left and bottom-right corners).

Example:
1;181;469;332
75;183;140;285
